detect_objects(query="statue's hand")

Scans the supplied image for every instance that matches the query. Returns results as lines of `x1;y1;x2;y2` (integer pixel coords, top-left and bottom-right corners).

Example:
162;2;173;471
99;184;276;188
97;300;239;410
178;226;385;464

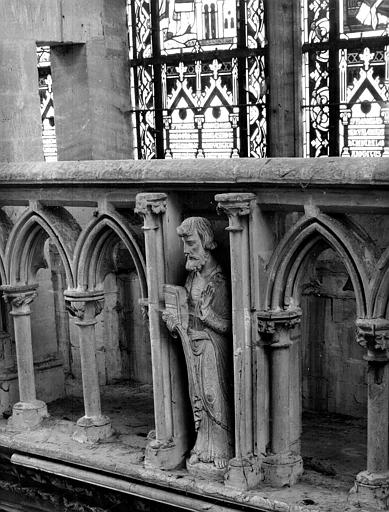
162;311;180;334
199;283;215;318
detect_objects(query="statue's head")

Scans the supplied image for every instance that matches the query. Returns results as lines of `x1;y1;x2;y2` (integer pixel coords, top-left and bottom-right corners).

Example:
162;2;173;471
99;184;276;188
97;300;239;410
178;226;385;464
177;217;217;272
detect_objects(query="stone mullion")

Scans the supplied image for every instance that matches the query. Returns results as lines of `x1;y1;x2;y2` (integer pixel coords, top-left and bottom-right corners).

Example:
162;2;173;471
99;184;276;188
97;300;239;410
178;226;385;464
65;290;112;444
350;318;389;510
216;193;261;490
135;193;185;470
0;284;48;430
257;309;303;487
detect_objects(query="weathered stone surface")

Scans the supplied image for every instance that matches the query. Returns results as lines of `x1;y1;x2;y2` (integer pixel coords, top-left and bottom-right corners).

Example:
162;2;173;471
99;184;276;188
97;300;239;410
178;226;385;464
163;217;233;478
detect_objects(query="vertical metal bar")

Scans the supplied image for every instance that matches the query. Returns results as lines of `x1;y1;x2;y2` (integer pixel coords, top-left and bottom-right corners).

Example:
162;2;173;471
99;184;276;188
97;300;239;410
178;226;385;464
237;0;249;157
328;0;340;156
130;0;143;159
150;0;165;159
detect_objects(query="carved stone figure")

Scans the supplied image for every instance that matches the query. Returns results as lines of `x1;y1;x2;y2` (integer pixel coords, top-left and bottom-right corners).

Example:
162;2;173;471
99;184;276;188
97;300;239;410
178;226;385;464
162;217;233;478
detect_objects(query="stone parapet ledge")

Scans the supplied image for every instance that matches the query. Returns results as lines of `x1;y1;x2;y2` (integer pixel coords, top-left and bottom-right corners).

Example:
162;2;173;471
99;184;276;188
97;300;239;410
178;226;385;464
0;157;389;186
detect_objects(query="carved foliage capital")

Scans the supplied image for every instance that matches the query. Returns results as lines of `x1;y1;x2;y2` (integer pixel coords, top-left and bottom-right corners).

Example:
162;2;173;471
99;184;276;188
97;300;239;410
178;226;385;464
1;284;38;311
257;308;302;345
356;318;389;353
216;193;256;223
134;193;167;218
64;290;104;322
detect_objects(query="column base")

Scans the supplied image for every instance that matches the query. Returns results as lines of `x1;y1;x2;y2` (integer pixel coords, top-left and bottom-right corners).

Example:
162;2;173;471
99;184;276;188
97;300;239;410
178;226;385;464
144;433;186;470
348;470;389;511
224;456;263;490
8;400;48;431
72;415;114;444
186;457;227;482
262;453;303;487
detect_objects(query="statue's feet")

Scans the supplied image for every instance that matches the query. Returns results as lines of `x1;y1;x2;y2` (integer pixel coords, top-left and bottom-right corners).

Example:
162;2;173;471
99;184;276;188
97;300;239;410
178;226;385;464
214;457;228;469
188;453;199;465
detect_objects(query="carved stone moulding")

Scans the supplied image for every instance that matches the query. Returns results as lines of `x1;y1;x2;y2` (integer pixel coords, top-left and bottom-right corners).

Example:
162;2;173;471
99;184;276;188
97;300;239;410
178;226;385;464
257;308;302;345
8;400;48;432
64;289;104;323
134;193;167;217
356;318;389;357
0;283;38;311
349;470;389;511
262;452;303;488
72;414;113;445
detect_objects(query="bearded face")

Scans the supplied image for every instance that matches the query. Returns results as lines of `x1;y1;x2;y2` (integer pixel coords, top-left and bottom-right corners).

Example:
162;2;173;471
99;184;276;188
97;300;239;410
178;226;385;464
181;230;209;272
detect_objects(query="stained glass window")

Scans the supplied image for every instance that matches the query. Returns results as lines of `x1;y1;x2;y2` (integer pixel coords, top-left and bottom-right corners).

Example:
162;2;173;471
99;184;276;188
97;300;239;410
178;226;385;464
37;46;57;162
302;0;389;157
127;0;267;159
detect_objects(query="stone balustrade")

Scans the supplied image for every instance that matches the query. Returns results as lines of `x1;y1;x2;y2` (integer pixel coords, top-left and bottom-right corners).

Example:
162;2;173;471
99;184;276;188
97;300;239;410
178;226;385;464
0;157;388;508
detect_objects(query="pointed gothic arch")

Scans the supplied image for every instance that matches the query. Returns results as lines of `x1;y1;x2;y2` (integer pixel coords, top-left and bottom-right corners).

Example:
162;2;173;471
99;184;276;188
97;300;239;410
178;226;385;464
4;206;79;287
73;210;147;297
265;213;375;318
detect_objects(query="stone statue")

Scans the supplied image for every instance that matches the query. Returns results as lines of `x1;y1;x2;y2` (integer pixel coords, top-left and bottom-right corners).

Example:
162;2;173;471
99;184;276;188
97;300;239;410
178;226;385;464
162;217;233;478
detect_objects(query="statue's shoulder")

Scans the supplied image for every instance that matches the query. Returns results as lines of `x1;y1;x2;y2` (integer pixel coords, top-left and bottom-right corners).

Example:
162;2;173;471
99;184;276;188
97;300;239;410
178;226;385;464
210;267;228;286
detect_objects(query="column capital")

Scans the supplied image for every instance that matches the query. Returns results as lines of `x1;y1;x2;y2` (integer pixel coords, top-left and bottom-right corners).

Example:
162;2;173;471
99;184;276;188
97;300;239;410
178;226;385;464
135;193;167;217
258;308;302;346
356;318;389;358
1;284;38;311
64;290;104;324
216;193;256;217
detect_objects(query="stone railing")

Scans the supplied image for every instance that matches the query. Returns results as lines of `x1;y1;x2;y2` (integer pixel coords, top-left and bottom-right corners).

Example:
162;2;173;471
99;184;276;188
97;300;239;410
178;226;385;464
0;157;388;508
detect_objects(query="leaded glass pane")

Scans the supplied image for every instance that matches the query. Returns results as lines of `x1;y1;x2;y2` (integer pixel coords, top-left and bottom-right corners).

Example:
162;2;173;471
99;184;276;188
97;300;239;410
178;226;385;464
247;55;267;157
303;50;330;157
340;0;389;38
37;46;57;162
303;0;330;44
302;0;389;157
246;0;266;48
160;0;237;55
162;58;239;158
339;46;387;156
131;0;153;58
135;64;156;159
128;0;267;159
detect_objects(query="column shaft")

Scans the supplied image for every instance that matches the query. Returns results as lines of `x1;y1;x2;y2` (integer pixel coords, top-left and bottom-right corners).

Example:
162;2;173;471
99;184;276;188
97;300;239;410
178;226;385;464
65;291;112;443
1;284;48;430
271;343;290;454
367;361;389;473
135;192;187;470
76;320;102;419
216;193;261;490
12;311;36;403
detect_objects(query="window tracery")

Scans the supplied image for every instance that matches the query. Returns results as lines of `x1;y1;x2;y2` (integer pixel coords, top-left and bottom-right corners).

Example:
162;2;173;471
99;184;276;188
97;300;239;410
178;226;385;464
127;0;267;159
302;0;389;157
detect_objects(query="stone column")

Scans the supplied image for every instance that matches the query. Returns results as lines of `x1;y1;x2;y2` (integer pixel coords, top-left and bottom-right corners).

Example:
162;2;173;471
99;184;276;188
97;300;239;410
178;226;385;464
257;309;303;487
64;290;113;444
349;318;389;510
216;193;262;490
135;193;187;470
0;284;47;430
